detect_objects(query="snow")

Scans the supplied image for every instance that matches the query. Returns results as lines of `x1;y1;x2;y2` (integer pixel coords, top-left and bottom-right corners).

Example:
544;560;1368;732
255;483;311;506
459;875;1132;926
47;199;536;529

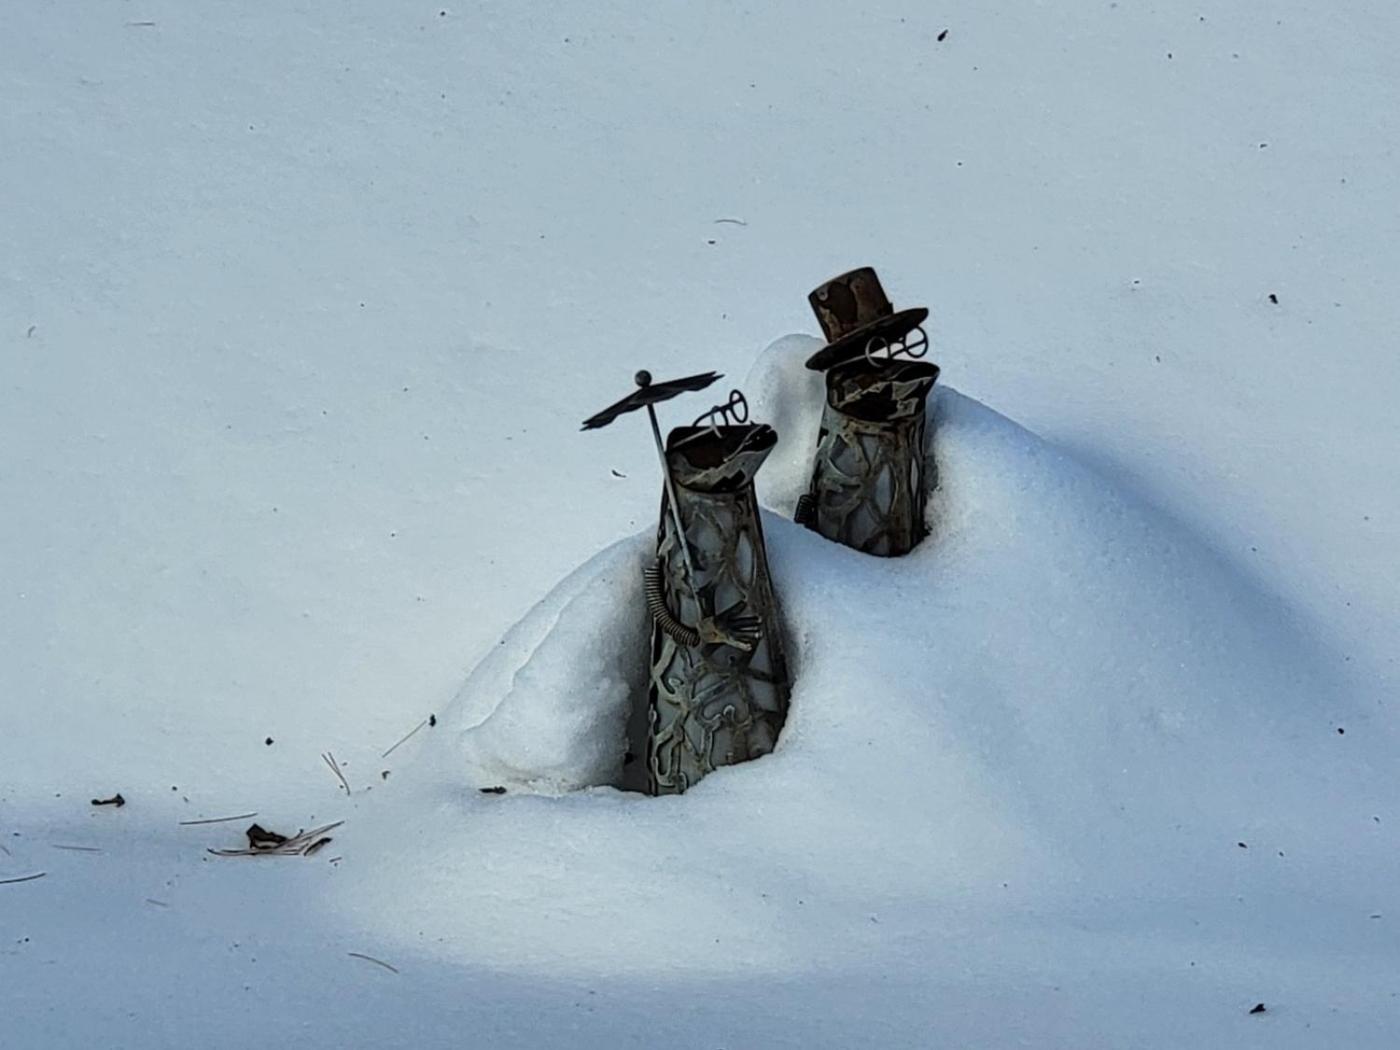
454;534;650;793
4;2;1400;1047
444;337;1392;926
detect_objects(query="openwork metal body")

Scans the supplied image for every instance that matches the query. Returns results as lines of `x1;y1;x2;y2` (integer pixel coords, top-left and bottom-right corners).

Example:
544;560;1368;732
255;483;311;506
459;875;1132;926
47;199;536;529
647;422;790;795
801;360;939;555
797;267;940;558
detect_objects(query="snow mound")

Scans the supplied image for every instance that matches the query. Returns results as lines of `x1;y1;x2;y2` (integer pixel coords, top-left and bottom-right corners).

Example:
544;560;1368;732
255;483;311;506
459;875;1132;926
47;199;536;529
449;536;650;793
741;332;829;514
313;336;1396;1005
441;335;1390;910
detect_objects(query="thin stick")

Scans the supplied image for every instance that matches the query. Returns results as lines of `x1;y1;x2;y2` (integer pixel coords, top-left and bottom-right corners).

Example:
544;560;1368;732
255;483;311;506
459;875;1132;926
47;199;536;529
713;217;748;226
50;844;103;853
321;752;352;795
207;820;344;858
0;871;46;885
347;952;399;974
178;812;258;826
645;402;695;581
381;718;428;758
145;898;169;907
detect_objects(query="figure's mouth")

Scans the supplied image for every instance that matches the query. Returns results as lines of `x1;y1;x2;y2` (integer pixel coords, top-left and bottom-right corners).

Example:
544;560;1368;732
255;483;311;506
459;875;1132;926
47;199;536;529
828;359;940;422
667;423;778;491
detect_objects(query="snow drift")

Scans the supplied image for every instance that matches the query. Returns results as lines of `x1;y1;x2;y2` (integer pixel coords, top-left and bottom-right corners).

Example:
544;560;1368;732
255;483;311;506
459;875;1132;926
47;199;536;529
350;335;1397;984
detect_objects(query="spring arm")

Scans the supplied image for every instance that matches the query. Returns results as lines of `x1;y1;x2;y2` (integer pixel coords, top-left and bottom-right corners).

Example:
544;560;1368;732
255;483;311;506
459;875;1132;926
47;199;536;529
644;560;701;647
794;492;816;527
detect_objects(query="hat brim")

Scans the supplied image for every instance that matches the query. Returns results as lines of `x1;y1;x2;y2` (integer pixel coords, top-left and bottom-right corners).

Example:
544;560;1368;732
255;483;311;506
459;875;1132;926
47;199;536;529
804;307;929;371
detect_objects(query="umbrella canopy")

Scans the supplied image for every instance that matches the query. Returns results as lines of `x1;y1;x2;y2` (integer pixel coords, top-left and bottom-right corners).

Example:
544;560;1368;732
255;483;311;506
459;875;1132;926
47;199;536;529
580;370;723;431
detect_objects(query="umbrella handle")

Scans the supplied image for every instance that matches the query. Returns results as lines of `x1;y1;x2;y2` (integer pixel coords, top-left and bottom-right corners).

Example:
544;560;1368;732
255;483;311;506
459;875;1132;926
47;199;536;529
645;402;697;583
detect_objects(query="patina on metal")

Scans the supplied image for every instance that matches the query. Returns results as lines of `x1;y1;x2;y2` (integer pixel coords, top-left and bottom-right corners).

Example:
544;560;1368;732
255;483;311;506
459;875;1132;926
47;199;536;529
583;373;790;796
795;267;941;557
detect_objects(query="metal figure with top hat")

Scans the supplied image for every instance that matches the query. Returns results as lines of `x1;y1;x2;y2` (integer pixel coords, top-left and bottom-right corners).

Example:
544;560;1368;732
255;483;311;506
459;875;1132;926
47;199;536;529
795;267;941;557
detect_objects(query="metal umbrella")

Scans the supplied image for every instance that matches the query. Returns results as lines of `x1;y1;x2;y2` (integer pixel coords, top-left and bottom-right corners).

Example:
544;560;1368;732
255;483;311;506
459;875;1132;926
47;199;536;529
580;369;721;431
581;369;722;584
582;370;758;649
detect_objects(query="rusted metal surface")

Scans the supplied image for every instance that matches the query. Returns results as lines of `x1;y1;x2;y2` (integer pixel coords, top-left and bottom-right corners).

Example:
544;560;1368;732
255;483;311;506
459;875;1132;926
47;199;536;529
798;359;939;556
798;268;940;557
583;375;790;795
646;416;789;795
805;266;929;373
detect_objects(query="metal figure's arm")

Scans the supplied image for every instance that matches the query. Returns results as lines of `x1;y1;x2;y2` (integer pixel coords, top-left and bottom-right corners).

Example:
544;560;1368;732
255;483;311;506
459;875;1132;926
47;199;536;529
794;493;816;527
644;560;761;651
644;560;701;647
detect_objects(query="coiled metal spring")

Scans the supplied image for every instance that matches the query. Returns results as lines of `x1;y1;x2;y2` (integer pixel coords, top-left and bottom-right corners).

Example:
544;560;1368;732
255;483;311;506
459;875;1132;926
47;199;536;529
644;559;700;646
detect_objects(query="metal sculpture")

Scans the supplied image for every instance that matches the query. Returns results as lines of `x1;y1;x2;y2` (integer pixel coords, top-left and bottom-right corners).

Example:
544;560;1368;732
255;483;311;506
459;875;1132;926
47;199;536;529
583;372;790;795
795;267;941;557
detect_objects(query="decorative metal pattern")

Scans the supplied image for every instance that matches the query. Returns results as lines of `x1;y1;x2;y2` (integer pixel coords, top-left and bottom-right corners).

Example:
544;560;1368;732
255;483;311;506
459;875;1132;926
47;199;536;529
583;372;790;796
646;423;790;795
799;267;941;558
799;358;939;556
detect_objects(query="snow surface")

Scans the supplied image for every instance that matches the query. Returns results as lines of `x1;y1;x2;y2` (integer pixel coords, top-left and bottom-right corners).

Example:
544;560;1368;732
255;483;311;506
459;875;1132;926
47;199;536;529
438;337;1395;974
4;2;1400;1047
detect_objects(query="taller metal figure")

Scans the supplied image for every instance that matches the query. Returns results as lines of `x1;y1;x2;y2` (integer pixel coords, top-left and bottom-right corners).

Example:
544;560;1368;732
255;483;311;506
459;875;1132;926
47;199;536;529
583;372;790;796
795;267;941;557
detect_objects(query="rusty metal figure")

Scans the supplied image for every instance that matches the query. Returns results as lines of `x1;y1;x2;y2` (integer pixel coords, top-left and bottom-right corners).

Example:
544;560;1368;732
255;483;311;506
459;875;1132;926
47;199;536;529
583;372;790;795
795;267;941;557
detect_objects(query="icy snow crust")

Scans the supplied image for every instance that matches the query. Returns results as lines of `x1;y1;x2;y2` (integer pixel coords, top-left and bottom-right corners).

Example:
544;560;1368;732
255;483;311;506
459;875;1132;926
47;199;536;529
389;335;1394;983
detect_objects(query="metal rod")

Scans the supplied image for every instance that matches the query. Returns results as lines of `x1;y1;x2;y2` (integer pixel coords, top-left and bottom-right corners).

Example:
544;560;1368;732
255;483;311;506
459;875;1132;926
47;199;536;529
645;401;697;583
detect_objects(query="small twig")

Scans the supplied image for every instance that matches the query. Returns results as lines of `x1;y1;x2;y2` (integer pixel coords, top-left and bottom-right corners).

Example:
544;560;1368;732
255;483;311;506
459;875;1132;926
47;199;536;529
347;952;399;974
51;844;103;853
0;871;47;885
381;718;428;758
321;752;352;795
125;21;157;27
713;217;748;226
91;793;126;808
179;812;258;826
145;898;169;907
208;820;344;858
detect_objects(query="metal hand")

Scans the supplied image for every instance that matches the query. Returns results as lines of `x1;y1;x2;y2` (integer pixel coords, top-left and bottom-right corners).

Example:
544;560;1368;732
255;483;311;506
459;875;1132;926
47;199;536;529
697;606;763;651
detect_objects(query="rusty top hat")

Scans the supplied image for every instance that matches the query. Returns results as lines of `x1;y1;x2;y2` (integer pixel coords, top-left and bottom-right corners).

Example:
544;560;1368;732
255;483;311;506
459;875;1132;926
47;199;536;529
805;266;928;372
